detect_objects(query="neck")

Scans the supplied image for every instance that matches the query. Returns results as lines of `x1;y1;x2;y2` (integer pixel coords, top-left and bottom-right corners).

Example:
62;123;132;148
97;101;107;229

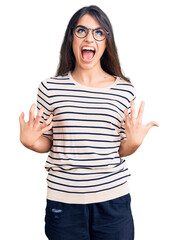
71;64;106;85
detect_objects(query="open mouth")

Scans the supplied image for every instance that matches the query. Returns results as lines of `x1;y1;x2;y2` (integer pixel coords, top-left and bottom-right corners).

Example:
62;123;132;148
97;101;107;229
81;46;96;62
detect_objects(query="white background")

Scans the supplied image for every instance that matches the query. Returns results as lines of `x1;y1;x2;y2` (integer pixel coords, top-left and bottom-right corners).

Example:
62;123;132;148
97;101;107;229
0;0;177;239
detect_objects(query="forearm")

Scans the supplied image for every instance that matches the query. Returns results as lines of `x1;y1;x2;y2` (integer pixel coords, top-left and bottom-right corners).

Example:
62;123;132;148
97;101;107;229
22;135;52;153
119;139;139;157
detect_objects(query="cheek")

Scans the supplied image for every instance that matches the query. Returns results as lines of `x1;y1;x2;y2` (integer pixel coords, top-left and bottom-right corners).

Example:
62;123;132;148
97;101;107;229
72;37;81;58
72;40;77;57
98;43;106;58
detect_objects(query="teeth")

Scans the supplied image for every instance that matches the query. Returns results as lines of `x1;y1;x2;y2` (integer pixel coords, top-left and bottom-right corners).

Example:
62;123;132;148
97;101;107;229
82;47;95;51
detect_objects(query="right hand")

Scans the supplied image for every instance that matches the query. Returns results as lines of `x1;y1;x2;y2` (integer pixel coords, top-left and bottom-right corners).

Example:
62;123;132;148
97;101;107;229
19;103;53;148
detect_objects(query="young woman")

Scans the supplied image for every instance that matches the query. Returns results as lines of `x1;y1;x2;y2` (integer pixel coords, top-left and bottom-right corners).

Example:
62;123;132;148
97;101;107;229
19;5;159;240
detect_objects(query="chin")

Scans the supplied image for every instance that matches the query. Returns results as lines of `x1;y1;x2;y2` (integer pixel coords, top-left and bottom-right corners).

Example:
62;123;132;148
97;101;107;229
79;59;101;71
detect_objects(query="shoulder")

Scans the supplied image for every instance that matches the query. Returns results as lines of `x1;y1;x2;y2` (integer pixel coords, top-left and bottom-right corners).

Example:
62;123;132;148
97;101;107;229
116;77;136;100
38;78;50;89
38;72;68;88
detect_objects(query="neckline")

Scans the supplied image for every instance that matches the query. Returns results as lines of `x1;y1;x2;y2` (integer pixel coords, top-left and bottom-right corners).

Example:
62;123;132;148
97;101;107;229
69;71;119;91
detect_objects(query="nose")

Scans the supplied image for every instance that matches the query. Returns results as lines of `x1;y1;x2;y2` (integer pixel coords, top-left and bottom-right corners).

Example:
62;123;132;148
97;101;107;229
85;29;94;42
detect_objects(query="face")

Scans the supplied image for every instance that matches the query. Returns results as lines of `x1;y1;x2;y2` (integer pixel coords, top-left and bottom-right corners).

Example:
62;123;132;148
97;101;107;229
72;14;107;70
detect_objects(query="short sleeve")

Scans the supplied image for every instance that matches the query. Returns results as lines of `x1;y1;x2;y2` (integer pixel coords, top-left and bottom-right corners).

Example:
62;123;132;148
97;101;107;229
36;80;53;141
120;83;136;141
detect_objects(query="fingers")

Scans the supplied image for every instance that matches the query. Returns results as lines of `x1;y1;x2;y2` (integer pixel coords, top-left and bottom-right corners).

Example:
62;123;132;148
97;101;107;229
124;107;130;123
19;112;25;127
124;100;135;123
46;114;53;125
130;101;136;120
40;114;53;132
35;107;44;125
29;103;36;124
41;120;53;133
137;101;145;123
146;121;159;132
124;100;145;124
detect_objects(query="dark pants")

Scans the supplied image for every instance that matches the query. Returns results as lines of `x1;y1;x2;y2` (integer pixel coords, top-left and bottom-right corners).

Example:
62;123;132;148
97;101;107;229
45;194;134;240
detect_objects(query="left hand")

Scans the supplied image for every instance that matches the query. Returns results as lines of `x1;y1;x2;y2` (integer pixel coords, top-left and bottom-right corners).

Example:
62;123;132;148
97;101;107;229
123;100;159;148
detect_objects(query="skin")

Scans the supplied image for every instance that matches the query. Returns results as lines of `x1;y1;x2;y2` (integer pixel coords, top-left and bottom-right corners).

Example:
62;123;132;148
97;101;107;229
19;14;159;155
71;14;116;87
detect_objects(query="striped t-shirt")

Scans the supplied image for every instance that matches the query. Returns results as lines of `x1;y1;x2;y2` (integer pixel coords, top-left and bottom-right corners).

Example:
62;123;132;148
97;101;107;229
37;71;136;204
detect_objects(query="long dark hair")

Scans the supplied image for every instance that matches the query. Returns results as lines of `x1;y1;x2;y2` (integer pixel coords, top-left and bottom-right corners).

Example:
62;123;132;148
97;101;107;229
55;5;130;82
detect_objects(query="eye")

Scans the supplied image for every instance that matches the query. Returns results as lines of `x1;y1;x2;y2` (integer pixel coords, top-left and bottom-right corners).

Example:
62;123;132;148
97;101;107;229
95;29;104;36
76;27;86;34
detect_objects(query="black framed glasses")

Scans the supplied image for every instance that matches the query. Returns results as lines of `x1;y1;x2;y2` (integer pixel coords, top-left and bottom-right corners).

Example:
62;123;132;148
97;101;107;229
72;25;109;41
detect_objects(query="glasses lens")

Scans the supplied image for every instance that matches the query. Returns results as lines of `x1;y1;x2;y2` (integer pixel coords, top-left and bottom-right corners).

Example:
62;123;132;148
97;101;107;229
74;26;87;38
94;29;106;41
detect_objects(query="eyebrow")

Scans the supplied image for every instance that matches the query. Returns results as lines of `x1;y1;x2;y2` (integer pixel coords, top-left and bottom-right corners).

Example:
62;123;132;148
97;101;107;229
75;25;103;30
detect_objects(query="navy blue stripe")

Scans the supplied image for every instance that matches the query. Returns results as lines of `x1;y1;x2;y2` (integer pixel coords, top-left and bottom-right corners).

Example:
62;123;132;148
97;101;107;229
47;81;75;86
42;81;133;98
46;160;126;175
53;105;121;116
47;180;129;194
52;132;119;137
42;86;132;104
44;93;129;109
52;99;123;114
116;83;134;87
37;93;49;107
52;144;119;149
43;81;134;97
38;85;49;98
47;155;120;162
47;163;120;171
52;118;120;130
46;167;113;175
37;100;52;113
53;111;120;122
43;133;52;137
47;173;130;189
121;137;126;140
50;77;69;80
39;86;130;110
52;125;115;131
120;131;125;134
47;159;120;168
52;138;121;143
50;149;118;155
111;87;134;95
48;167;126;182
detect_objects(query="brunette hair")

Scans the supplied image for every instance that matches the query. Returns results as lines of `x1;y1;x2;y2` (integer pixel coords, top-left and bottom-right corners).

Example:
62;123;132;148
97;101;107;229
55;5;130;82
